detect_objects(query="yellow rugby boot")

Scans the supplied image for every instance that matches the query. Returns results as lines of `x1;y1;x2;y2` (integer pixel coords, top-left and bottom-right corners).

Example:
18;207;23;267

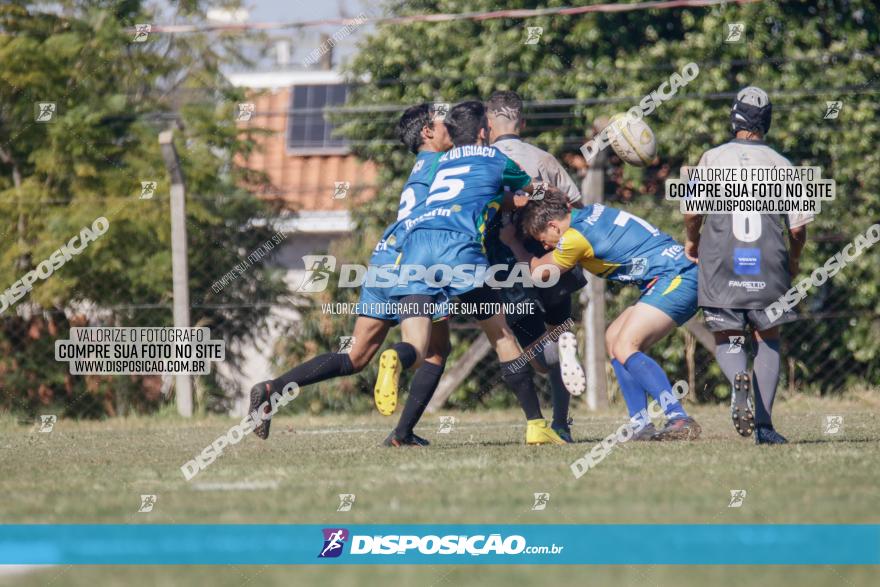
526;418;566;445
373;349;401;416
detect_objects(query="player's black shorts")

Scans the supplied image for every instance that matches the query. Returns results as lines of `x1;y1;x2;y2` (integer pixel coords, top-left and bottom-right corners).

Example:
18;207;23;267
458;285;502;321
484;217;585;331
702;306;798;332
508;309;545;348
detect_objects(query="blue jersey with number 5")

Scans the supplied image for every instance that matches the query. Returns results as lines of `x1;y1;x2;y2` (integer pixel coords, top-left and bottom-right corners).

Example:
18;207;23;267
402;145;531;242
369;151;443;266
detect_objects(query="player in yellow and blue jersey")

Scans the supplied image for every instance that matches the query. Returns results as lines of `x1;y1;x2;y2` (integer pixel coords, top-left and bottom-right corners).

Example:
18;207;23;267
502;190;702;440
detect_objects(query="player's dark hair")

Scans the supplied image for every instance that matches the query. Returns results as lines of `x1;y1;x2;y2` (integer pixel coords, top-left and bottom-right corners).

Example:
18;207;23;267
519;189;570;236
445;101;487;146
396;103;432;154
486;90;523;124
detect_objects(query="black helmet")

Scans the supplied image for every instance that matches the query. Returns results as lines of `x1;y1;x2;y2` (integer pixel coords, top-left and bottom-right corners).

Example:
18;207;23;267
731;86;772;135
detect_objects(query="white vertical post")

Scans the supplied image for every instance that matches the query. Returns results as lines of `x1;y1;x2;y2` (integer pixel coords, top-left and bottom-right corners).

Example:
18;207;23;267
159;129;193;418
581;148;608;411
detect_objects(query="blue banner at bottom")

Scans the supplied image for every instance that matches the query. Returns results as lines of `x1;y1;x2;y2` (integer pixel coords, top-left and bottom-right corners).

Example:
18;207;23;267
1;525;878;565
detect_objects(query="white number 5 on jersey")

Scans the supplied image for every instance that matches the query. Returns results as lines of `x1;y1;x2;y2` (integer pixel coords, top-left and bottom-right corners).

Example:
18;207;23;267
426;166;471;206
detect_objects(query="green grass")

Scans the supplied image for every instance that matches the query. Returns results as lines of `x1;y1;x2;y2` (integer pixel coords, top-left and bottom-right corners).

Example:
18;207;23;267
1;394;878;586
3;565;879;587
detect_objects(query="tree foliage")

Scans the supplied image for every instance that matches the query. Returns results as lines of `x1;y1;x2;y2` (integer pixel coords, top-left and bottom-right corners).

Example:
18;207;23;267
0;1;286;417
288;0;880;407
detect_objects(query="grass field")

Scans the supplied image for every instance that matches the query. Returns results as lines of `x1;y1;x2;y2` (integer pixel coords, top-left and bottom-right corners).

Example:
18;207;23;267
2;393;879;586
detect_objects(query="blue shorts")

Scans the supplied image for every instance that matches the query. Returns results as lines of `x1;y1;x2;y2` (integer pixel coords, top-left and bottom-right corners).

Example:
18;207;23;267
357;268;450;323
638;263;699;326
389;229;489;300
356;282;399;322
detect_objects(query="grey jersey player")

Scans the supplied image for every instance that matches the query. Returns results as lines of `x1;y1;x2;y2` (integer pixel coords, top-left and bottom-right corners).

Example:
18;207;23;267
684;87;811;445
483;89;589;443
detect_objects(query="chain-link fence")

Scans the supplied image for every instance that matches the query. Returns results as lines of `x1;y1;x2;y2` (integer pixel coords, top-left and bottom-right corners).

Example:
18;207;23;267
409;229;880;414
0;190;288;418
2;193;877;420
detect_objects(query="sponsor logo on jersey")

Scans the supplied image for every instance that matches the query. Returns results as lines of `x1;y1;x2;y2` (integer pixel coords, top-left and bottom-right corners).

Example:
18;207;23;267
403;208;453;230
629;257;648;277
373;235;397;253
728;279;766;292
733;247;761;275
585;204;604;225
661;244;684;259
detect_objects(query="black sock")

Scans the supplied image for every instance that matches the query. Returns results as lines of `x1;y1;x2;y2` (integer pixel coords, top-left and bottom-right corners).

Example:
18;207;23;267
393;342;418;370
394;361;445;438
271;352;354;393
549;366;570;429
753;339;781;428
501;360;543;421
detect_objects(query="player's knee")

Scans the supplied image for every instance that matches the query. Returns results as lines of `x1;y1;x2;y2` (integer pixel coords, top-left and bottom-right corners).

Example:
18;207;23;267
347;352;371;372
346;341;381;372
612;339;637;363
479;315;507;343
531;356;548;375
424;354;446;367
431;339;452;362
424;342;449;366
604;330;617;358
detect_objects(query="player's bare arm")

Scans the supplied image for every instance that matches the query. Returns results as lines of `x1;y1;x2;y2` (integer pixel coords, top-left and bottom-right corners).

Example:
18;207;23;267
503;182;562;210
683;213;703;262
788;224;807;276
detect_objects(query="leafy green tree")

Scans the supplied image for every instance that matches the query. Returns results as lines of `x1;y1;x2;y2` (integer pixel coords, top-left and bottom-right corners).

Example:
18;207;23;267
0;1;286;417
283;0;879;408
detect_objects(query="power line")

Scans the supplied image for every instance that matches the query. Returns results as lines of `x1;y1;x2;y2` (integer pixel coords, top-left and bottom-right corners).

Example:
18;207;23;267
215;84;880;118
116;47;879;92
365;48;880;88
140;0;763;35
133;82;880;125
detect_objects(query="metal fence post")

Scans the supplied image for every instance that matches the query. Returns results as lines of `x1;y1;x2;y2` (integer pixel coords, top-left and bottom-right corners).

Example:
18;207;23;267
581;147;609;411
159;129;193;418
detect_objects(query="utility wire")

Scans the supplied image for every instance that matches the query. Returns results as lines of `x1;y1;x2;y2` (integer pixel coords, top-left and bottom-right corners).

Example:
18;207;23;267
138;0;764;35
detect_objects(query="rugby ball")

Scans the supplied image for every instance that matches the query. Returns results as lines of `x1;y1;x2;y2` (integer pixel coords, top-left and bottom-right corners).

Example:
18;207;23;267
606;113;657;167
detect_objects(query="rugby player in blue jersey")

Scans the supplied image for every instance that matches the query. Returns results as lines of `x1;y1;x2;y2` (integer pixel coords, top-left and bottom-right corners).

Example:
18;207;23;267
373;100;567;445
503;190;702;440
248;103;453;447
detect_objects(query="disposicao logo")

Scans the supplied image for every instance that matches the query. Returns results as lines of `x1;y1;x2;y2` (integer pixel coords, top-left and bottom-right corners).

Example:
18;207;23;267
318;528;349;558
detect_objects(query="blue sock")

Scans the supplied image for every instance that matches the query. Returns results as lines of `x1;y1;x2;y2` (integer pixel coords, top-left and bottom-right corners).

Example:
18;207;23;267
623;352;688;419
611;359;649;425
